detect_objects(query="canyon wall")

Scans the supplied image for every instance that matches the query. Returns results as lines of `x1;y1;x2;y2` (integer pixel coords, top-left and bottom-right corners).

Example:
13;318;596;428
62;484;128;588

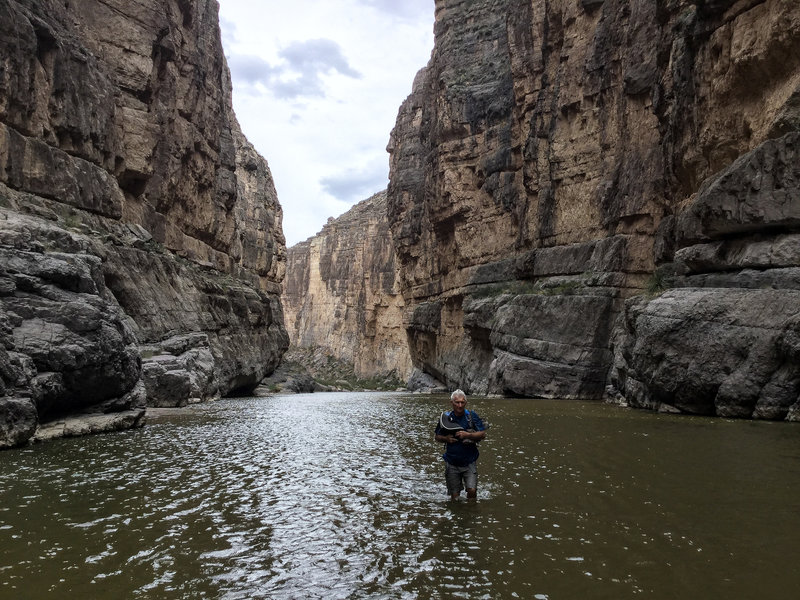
387;0;800;419
0;0;288;447
283;191;411;380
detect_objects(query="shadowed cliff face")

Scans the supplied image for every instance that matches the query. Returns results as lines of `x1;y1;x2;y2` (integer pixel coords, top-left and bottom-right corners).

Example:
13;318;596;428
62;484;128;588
0;0;288;447
387;0;800;419
282;192;411;380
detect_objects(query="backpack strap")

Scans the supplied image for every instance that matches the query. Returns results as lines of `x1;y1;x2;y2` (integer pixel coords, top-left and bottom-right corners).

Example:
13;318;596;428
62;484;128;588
444;409;476;430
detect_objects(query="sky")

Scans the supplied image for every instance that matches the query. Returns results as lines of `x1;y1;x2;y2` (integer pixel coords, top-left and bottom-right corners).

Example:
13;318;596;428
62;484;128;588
217;0;435;247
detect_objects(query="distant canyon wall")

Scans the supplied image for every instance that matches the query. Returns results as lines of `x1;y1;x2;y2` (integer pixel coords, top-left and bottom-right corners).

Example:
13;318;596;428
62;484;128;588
283;191;411;380
387;0;800;419
1;0;288;447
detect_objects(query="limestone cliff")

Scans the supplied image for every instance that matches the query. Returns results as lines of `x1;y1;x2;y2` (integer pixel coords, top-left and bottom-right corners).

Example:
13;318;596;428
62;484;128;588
283;191;411;380
388;0;800;419
0;0;288;447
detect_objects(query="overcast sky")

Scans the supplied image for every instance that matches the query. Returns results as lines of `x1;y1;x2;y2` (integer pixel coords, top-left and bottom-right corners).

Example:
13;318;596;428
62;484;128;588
217;0;435;247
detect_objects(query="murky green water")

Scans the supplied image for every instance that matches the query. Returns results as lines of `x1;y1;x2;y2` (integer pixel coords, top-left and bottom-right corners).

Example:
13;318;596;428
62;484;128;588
1;393;799;599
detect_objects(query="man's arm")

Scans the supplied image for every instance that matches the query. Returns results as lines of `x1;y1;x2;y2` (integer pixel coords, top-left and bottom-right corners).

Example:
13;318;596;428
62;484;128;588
454;429;485;443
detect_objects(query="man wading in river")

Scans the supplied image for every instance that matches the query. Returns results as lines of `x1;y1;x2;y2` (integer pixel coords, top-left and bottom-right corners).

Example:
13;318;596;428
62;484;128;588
434;389;487;500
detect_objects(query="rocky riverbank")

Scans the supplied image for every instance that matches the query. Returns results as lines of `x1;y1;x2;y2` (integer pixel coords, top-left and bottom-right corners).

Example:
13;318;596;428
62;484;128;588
254;346;406;395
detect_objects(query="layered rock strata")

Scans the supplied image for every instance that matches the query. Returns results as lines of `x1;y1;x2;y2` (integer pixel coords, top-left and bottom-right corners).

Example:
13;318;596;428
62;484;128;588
387;0;800;419
610;131;800;419
283;191;411;380
1;0;287;447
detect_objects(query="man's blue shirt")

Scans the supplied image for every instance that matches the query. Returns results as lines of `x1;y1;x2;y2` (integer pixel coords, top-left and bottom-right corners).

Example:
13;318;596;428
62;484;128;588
435;409;486;466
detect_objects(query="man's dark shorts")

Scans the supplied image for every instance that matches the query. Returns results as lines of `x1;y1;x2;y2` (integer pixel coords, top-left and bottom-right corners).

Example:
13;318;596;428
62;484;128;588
445;461;477;494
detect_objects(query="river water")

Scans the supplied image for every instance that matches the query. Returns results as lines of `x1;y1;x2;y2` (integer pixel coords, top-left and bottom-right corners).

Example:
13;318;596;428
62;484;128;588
1;392;799;599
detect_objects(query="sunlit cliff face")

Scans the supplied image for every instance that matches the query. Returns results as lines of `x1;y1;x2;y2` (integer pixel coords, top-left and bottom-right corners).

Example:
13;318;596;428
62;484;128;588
281;191;412;380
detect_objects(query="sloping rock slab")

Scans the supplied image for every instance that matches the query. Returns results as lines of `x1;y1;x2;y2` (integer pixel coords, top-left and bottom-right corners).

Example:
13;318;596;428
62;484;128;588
676;132;800;245
33;409;146;442
613;288;800;419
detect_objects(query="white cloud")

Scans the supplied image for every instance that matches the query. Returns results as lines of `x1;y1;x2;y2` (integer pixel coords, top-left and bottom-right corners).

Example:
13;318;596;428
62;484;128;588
226;54;276;86
227;39;361;100
356;0;433;21
320;155;389;202
280;39;361;80
217;0;433;246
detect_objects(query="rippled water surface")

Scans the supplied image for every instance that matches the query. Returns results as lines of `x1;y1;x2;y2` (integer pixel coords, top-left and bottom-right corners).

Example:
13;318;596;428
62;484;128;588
2;393;800;599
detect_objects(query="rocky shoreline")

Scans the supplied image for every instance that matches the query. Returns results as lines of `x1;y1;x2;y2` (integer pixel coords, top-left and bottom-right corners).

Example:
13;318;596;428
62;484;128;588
254;346;407;395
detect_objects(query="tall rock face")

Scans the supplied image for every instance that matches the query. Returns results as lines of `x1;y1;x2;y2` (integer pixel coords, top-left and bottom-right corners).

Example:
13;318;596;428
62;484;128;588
387;0;800;419
0;0;288;447
283;191;411;380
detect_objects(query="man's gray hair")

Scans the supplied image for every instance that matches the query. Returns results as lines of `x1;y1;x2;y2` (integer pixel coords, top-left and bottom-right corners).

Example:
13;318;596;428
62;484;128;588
450;389;466;400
